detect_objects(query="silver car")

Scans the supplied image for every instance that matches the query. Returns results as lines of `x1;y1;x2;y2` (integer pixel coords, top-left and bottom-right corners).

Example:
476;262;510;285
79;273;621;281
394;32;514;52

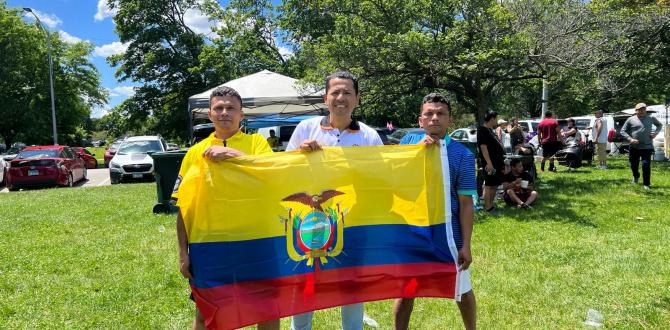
109;136;166;184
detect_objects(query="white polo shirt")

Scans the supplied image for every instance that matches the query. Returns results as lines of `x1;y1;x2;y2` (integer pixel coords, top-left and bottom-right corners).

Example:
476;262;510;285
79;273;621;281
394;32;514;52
286;116;383;150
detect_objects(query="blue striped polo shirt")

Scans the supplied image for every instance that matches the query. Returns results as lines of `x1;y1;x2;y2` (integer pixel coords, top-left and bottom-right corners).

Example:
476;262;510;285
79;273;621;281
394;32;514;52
400;133;477;249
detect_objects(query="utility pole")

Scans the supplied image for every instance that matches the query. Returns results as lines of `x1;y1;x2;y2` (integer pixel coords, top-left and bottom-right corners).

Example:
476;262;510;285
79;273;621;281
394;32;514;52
23;8;58;145
541;76;549;119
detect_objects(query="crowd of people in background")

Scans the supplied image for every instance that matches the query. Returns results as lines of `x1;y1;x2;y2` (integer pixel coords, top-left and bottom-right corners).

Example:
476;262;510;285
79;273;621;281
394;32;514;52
474;102;664;213
477;112;538;214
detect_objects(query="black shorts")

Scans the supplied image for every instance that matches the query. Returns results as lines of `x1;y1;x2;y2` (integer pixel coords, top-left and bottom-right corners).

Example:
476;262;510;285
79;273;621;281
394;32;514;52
484;169;504;187
542;141;562;158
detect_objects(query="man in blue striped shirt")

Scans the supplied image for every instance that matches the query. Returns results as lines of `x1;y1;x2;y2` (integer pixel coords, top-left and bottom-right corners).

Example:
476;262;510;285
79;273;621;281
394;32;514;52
394;93;477;330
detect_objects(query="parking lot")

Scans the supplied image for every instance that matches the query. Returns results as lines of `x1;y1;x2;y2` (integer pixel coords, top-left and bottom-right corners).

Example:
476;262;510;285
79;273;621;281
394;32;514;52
1;168;111;193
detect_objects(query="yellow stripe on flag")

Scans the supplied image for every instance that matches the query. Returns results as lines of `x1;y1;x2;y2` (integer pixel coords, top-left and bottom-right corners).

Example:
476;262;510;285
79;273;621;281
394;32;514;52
177;144;445;243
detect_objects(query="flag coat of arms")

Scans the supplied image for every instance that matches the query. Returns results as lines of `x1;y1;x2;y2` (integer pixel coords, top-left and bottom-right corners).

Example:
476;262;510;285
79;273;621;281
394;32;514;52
177;144;460;329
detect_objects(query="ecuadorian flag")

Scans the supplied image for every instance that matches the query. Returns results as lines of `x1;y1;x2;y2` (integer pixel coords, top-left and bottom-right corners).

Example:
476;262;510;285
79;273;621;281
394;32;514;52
177;144;459;329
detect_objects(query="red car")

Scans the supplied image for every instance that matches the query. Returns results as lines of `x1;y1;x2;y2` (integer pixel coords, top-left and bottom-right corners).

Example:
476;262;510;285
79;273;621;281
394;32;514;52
104;140;122;168
6;145;87;191
72;147;98;169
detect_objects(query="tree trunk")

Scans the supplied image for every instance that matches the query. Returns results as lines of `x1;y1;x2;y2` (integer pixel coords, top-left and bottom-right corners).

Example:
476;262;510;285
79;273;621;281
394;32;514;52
472;88;491;125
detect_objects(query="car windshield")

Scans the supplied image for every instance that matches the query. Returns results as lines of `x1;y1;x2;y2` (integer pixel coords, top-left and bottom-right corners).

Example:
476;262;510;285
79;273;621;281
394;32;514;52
390;130;407;139
117;140;162;154
17;149;59;159
575;119;591;130
110;142;121;150
7;146;23;154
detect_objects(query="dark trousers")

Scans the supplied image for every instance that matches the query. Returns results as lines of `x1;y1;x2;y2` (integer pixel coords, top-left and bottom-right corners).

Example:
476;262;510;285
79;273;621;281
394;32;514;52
629;148;653;186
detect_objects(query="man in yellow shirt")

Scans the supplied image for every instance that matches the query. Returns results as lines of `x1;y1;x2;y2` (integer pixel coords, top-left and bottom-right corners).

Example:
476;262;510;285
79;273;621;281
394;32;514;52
172;86;275;330
267;129;281;150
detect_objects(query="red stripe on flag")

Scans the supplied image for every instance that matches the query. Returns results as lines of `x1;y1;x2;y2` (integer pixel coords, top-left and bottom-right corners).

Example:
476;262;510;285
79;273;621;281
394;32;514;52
191;262;457;330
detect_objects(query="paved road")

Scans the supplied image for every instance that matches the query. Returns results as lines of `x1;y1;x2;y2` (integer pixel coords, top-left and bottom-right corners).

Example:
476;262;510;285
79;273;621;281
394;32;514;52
1;168;110;193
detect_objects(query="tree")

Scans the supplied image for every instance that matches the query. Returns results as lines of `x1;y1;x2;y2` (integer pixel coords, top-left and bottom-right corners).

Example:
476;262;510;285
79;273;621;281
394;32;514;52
0;3;106;147
280;0;550;125
108;0;212;142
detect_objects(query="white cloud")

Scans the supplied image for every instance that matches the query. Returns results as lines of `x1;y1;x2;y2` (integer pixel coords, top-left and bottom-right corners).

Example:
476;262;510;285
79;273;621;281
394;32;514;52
94;0;118;21
93;41;129;57
277;45;294;59
107;86;136;97
59;31;83;44
91;106;110;119
184;7;220;34
24;9;62;29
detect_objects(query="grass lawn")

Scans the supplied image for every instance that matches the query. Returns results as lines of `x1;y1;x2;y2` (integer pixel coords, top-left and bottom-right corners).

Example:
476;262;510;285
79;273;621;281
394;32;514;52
0;157;668;328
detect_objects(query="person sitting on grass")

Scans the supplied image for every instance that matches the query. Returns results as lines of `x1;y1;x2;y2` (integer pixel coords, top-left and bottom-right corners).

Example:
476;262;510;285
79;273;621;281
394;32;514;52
502;158;538;210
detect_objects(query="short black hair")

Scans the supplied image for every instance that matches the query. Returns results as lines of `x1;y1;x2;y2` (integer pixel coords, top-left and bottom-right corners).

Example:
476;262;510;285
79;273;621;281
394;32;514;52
421;93;451;113
545;111;553;118
510;158;523;167
484;111;498;122
567;118;575;123
325;71;359;95
210;86;242;106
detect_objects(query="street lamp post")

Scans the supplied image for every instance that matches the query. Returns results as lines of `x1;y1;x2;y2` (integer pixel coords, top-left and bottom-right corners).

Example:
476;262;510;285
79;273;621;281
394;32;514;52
23;7;58;145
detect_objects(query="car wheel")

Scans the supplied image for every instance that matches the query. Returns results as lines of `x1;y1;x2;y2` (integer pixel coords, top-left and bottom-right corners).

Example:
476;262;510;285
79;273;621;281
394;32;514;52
67;173;74;187
83;167;88;180
8;186;18;192
110;176;119;185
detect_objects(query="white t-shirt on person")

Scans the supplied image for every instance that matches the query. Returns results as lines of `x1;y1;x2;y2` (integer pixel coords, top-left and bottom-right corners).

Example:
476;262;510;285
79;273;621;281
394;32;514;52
286;116;383;150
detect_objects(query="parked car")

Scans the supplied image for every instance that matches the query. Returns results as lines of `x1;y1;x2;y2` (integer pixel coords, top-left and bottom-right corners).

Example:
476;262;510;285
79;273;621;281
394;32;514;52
6;145;87;191
450;126;513;151
450;127;478;143
104;140;123;168
387;128;425;144
72;147;98;169
191;123;216;145
109;136;167;184
0;157;6;186
167;143;180;151
370;127;393;145
2;144;26;162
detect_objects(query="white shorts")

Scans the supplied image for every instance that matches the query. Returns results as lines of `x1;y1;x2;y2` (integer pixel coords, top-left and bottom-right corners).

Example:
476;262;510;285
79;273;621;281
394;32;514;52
457;268;473;296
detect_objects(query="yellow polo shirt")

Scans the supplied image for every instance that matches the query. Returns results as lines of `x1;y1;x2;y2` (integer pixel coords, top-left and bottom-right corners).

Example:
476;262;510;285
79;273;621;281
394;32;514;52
171;130;272;200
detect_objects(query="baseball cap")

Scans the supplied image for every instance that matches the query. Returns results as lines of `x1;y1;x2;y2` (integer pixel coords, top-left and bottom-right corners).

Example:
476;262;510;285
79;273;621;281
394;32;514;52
635;103;647;110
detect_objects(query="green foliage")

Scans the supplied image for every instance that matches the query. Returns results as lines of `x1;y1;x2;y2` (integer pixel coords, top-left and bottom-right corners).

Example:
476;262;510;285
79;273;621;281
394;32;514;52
279;0;545;125
106;0;210;142
102;0;669;136
0;4;106;147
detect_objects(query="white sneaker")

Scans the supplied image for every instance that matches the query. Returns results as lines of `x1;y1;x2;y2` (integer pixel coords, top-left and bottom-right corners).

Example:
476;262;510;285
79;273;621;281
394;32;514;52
643;185;650;190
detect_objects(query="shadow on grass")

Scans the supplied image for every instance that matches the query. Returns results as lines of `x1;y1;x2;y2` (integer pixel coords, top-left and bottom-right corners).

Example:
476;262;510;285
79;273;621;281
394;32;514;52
478;176;631;227
652;296;670;310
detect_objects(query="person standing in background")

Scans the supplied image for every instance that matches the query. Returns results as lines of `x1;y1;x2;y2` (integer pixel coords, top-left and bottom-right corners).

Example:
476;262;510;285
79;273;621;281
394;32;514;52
591;110;609;169
620;103;662;190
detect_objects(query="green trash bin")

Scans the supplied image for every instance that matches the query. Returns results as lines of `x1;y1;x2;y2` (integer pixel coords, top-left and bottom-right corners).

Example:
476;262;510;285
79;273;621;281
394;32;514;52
150;150;187;214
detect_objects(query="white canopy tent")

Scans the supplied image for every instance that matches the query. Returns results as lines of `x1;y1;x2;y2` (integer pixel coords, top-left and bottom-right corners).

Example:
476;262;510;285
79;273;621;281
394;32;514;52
188;70;326;122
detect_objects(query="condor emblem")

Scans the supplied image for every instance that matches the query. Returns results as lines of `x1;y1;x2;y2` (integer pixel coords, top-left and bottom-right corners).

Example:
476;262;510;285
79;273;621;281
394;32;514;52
280;190;346;269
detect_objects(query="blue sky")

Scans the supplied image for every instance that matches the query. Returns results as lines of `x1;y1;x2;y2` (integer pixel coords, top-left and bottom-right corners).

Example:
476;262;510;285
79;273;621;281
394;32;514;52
7;0;228;118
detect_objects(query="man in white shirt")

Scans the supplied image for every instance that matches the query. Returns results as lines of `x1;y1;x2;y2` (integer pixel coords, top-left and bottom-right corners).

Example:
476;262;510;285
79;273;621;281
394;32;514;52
591;110;608;169
287;71;382;330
